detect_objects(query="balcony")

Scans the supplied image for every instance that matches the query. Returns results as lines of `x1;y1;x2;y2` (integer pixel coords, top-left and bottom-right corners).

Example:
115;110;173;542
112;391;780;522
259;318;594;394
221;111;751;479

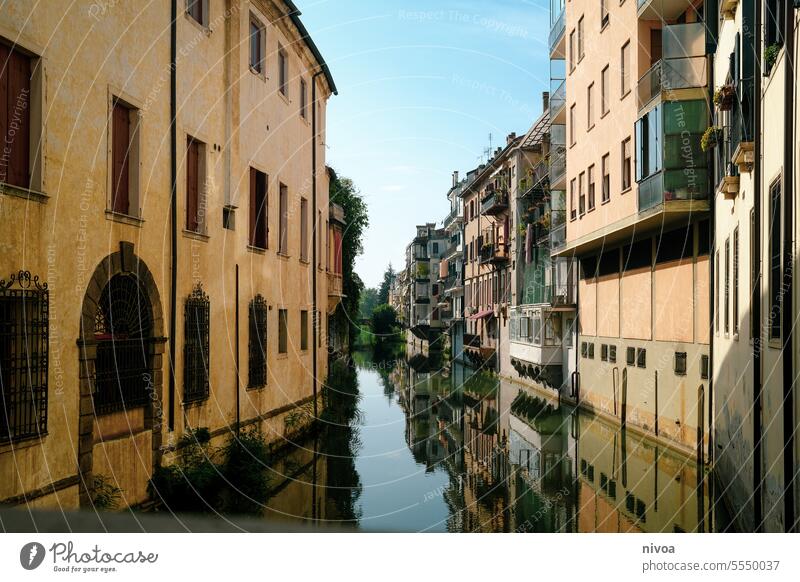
480;188;509;216
415;296;430;305
638;0;696;20
549;145;566;190
549;7;565;58
463;333;481;348
550;78;566;123
326;271;343;314
480;241;510;265
443;206;462;229
637;23;707;113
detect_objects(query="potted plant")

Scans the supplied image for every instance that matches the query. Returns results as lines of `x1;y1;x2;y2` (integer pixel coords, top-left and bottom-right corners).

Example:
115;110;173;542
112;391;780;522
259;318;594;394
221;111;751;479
765;44;780;73
713;85;735;110
701;125;723;152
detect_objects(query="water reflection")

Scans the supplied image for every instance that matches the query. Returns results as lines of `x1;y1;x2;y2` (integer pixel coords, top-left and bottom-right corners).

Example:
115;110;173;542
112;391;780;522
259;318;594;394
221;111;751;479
264;348;727;532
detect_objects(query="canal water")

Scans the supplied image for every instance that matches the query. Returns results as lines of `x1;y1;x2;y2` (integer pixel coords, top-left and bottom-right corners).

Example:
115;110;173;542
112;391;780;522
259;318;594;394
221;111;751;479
263;348;729;532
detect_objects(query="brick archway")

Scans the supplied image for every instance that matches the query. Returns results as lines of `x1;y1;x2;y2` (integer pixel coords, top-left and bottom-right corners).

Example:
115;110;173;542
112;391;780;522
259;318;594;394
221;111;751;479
76;242;166;507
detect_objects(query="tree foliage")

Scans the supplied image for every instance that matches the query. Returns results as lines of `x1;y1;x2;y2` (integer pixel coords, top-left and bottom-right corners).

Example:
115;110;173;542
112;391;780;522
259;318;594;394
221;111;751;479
359;288;380;320
377;263;395;306
370;304;399;337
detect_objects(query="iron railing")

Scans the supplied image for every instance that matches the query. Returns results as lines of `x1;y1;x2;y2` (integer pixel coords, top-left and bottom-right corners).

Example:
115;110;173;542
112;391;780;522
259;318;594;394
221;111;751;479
248;295;268;389
0;271;48;442
184;284;210;404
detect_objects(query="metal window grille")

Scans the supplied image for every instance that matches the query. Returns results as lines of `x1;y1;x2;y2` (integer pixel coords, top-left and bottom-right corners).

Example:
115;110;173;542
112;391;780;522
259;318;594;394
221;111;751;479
601;344;608;361
588;343;595;359
626;346;635;366
93;274;154;415
183;283;210;403
609;345;617;363
248;295;267;389
637;348;647;369
674;352;687;376
0;271;48;443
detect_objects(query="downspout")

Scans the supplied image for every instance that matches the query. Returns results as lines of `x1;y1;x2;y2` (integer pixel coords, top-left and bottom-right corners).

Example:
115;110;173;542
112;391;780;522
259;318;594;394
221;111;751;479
782;0;796;533
168;0;178;432
312;70;323;420
753;0;764;532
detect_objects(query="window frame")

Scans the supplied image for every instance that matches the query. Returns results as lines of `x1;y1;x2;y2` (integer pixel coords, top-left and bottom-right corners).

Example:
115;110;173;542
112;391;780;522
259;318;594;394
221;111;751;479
279;183;289;256
185;135;207;234
300;309;309;351
621;137;632;191
601;65;610;116
108;95;141;219
620;41;631;97
278;46;289;97
587;164;596;211
249;13;266;75
249;168;268;250
601;153;610;203
183;283;210;404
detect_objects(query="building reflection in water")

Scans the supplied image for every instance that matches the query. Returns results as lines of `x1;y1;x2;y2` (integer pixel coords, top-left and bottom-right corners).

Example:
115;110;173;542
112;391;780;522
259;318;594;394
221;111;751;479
263;348;725;532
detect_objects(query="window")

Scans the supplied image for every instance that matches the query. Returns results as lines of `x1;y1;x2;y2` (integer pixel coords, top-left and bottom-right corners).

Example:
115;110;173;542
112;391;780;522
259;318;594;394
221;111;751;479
110;98;140;216
621;41;630;96
601;0;609;27
621;137;632;190
300;197;309;261
186;0;207;26
185;136;205;233
768;178;782;340
701;355;710;380
581;342;588;358
578;171;586;215
674;352;687;376
184;284;210;403
750;209;756;340
302;310;310;351
715;250;720;334
587;165;596;211
0;43;32;189
300;78;308;119
588;342;595;359
249;14;265;73
278;47;288;96
432;242;439;255
278;184;289;255
634;105;662;182
569;104;576;145
601;153;610;203
609;344;617;363
249;168;268;249
601;344;608;361
570;178;577;220
0;270;48;442
587;83;594;129
626;346;635;365
724;237;730;334
569;29;576;71
765;0;786;52
637;348;647;368
601;65;610;115
278;309;288;354
577;16;584;60
733;226;739;336
248;296;267;389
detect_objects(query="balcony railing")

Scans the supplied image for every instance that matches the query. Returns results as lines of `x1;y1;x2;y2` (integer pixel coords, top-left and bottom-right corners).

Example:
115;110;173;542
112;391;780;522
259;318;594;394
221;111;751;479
480;241;510;265
549;145;566;186
637;57;707;110
638;171;709;212
443;206;462;228
548;8;565;54
463;333;481;348
550;78;566;117
480;188;509;216
549;209;566;250
327;272;343;297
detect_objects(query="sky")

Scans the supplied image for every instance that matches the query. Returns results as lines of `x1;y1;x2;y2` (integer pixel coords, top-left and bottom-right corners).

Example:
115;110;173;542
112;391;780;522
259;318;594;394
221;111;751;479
300;0;551;288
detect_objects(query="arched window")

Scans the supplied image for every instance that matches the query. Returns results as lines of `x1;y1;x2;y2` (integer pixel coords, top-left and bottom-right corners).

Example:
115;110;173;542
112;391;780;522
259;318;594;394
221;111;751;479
248;295;267;389
184;283;210;403
93;274;153;414
0;271;48;442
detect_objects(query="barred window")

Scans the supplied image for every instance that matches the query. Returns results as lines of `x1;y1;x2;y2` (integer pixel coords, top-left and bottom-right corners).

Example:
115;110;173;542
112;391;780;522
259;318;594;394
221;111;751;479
184;284;210;403
248;295;267;389
93;274;154;414
0;271;48;443
278;309;288;354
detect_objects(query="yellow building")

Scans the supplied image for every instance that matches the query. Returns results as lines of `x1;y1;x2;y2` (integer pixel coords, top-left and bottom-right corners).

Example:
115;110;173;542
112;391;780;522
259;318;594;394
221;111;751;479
0;0;337;509
552;0;712;457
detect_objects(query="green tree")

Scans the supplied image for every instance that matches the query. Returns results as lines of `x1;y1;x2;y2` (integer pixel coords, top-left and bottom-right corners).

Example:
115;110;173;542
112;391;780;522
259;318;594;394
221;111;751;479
358;288;380;320
329;170;369;351
370;304;399;338
377;264;395;306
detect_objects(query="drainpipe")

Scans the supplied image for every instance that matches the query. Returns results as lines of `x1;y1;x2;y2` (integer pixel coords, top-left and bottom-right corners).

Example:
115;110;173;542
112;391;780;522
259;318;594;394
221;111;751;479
168;0;178;432
753;0;764;532
311;70;323;420
781;0;796;533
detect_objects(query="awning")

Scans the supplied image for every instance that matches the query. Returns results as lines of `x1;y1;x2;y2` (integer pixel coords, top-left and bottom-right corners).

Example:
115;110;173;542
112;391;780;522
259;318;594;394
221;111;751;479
468;309;494;321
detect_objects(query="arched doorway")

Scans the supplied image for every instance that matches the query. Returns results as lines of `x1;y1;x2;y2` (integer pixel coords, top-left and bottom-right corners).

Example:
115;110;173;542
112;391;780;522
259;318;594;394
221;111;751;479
77;243;165;508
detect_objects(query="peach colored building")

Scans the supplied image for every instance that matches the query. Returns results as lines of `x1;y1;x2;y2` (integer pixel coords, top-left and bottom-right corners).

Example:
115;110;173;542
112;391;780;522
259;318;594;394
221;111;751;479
553;0;712;457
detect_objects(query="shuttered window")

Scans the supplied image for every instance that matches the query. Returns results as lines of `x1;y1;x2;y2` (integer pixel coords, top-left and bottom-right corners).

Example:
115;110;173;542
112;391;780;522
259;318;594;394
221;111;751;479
249;168;268;249
300;197;308;261
186;137;202;233
111;100;132;214
279;183;288;255
0;43;31;189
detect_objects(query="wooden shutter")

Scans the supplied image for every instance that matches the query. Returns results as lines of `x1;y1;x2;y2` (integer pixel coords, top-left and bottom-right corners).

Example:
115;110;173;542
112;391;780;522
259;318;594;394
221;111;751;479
1;45;31;188
249;167;257;245
279;185;288;253
186;138;199;232
300;198;308;260
111;101;130;214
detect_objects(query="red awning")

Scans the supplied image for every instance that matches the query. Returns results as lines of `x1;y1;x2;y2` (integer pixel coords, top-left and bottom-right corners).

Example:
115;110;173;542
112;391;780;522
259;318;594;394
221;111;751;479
468;309;494;320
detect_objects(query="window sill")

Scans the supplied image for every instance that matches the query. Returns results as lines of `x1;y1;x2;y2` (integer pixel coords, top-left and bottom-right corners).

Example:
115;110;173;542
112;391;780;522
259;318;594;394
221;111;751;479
182;396;209;409
247;245;267;255
600;19;609;33
277;252;290;260
300;258;311;265
0;433;47;454
105;210;144;227
620;186;632;195
247;384;266;392
276;353;288;360
0;182;48;203
587;123;595;132
182;229;209;242
620;89;631;101
600;110;609;120
601;197;610;205
278;90;290;105
249;66;266;81
184;12;212;36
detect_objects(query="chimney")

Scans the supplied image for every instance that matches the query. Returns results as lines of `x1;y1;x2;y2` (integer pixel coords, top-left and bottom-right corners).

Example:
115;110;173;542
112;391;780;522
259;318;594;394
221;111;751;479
542;91;550;113
506;132;517;145
452;170;459;187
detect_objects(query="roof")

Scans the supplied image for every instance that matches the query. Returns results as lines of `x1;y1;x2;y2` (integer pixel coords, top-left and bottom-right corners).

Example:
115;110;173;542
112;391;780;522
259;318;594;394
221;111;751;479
520;109;551;149
284;1;338;95
461;136;524;196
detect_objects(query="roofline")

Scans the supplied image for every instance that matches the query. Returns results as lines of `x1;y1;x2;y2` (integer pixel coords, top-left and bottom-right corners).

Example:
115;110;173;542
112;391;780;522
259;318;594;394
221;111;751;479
462;136;524;195
284;1;338;95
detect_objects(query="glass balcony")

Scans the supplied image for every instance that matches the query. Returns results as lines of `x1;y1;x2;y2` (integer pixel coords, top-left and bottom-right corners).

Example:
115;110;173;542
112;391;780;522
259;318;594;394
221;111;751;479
550;77;566;121
480;188;509;216
549;4;565;56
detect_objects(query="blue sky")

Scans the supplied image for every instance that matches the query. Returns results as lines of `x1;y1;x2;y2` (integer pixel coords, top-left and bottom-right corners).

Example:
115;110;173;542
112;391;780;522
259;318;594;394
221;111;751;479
300;0;551;288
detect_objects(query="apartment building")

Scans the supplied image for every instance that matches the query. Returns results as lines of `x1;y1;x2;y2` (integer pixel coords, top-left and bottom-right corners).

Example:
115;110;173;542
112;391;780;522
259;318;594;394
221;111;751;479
0;0;336;509
507;93;578;395
552;0;712;456
439;171;469;363
405;224;448;350
711;0;799;533
462;136;529;371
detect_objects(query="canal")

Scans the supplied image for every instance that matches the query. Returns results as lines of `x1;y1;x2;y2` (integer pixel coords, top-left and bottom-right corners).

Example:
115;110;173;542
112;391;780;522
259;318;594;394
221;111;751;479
263;348;729;532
